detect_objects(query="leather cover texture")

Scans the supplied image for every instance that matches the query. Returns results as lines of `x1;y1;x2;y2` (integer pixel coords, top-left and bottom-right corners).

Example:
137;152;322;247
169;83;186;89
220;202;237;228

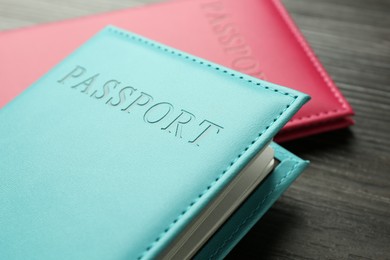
0;26;309;259
197;142;309;259
0;0;354;142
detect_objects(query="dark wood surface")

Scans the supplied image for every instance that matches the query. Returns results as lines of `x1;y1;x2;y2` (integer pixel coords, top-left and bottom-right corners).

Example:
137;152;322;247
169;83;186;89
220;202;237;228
1;0;389;259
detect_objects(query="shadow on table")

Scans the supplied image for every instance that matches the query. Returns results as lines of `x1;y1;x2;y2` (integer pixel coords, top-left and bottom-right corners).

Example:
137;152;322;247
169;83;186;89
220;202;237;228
226;128;355;258
226;199;304;259
282;128;355;157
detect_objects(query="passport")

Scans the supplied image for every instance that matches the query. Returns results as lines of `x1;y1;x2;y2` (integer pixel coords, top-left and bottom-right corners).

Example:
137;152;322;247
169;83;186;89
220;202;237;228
0;0;354;142
0;26;309;259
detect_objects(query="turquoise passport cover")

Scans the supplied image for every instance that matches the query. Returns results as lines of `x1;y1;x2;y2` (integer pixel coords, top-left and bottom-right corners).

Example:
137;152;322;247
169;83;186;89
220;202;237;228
0;26;309;259
197;143;308;259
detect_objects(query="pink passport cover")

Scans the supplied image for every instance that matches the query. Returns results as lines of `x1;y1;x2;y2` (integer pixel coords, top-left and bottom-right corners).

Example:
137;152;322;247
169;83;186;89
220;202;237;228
0;0;354;142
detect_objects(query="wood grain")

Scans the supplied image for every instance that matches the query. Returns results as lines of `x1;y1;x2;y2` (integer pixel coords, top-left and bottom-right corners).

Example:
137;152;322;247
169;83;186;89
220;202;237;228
1;0;389;259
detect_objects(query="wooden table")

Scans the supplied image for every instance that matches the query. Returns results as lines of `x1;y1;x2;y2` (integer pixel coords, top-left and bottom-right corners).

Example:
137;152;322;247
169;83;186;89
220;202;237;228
1;0;389;258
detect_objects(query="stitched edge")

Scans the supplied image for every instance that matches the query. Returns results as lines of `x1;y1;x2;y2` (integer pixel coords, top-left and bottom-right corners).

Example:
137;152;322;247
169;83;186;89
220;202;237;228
107;27;297;98
271;0;351;124
104;27;299;259
288;108;344;123
10;0;349;123
282;112;354;133
207;159;301;259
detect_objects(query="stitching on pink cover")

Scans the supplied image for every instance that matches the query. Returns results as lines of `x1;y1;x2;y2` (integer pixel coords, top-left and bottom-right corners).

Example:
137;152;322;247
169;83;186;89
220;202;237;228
208;159;300;259
6;0;350;126
272;0;349;124
289;108;342;122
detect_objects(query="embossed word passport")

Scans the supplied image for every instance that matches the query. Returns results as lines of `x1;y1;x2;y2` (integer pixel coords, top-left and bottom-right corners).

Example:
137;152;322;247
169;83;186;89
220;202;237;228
0;0;354;142
0;26;309;259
